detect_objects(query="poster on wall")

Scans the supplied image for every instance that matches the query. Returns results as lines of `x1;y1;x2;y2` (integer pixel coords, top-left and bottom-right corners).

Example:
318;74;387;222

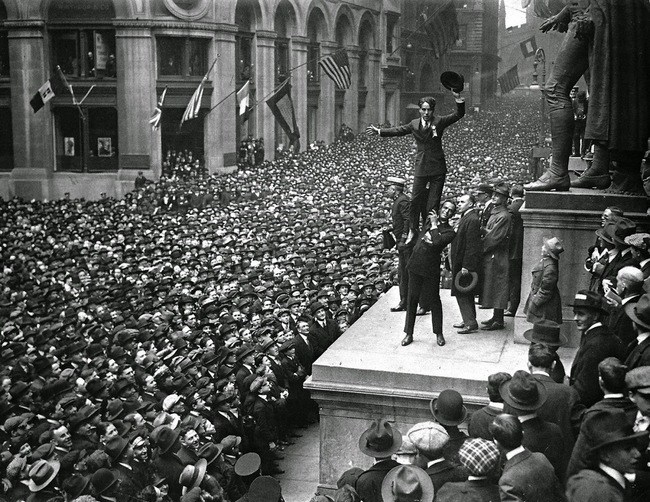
94;31;108;71
98;138;112;157
64;137;75;156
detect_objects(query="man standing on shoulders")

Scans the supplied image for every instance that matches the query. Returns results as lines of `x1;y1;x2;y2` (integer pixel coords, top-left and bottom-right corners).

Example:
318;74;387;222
367;89;465;243
450;193;482;334
480;182;511;331
490;414;565;502
385;177;411;313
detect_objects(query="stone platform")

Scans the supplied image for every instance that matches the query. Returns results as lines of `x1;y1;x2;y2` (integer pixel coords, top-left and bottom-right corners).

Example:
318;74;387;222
305;286;578;492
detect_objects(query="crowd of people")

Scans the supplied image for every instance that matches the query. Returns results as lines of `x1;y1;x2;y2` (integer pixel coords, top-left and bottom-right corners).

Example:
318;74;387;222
238;139;265;168
4;91;646;502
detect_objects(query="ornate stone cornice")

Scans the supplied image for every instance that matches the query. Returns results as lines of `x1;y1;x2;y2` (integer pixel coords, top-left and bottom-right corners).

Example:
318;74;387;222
3;20;45;30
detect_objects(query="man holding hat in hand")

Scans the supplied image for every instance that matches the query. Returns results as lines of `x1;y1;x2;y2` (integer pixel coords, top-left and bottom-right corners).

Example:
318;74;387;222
356;419;402;502
385;176;411;312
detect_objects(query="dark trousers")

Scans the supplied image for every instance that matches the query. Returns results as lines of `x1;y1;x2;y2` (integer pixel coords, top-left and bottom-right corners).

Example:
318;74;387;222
455;294;477;329
508;259;522;314
404;271;442;336
410;174;445;231
397;246;412;305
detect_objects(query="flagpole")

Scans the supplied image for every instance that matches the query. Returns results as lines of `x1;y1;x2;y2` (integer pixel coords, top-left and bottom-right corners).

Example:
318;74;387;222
240;76;292;118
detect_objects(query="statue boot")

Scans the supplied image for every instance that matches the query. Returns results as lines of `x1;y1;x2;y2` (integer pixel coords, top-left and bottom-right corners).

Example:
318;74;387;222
606;151;645;195
524;108;572;191
571;143;611;189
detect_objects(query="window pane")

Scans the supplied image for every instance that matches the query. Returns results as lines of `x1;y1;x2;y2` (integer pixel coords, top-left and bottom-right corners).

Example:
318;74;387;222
0;107;13;170
54;108;82;171
90;30;117;78
188;38;208;76
307;43;319;83
88;107;118;171
275;39;289;82
52;32;79;76
237;34;253;82
158;37;183;76
0;32;9;77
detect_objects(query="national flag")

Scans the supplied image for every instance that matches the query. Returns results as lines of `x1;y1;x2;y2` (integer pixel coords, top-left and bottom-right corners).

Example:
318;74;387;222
30;66;70;113
181;76;207;125
520;36;538;58
149;87;167;131
318;50;352;90
419;0;459;58
498;64;520;94
266;79;300;150
237;80;251;121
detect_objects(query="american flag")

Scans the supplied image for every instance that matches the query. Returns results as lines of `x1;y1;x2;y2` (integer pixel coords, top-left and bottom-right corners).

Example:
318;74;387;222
181;76;206;125
149;87;167;130
318;50;351;90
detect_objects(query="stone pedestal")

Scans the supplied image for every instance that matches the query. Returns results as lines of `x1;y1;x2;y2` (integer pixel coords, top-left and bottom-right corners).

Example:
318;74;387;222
514;188;650;348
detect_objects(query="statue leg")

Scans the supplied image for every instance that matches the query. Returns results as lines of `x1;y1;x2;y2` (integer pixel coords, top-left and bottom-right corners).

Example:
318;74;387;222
524;24;589;191
607;150;645;195
571;142;611;189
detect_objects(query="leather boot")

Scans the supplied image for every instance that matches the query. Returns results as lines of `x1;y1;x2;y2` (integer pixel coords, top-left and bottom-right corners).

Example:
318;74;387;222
571;143;611;189
524;108;573;191
606;151;645;195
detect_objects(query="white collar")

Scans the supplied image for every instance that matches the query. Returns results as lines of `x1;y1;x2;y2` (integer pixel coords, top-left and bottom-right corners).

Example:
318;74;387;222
622;295;641;305
487;401;504;410
640;258;650;267
427;458;445;467
637;332;650;345
599;463;626;489
603;393;625;398
531;370;550;377
467;476;488;481
586;322;603;333
518;413;536;423
505;446;525;461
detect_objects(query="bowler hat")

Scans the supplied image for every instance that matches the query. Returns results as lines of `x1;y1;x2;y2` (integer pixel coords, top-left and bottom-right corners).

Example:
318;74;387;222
310;301;326;315
582;409;648;453
381;465;434;502
63;474;90;500
568;290;607;313
429;390;467;426
499;370;547;411
358;419;402;457
625;293;650;330
522;320;567;346
454;270;478;294
440;71;465;93
91;468;119;495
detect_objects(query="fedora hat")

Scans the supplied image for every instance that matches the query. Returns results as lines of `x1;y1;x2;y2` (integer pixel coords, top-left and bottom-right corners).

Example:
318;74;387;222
612;218;637;246
179;459;207;494
381;465;434;502
234;452;261;477
522;320;567;347
625;293;650;330
492;182;510;197
454;270;478;294
156;426;181;455
595;221;617;244
358;419;403;457
27;459;60;492
104;436;129;463
248;476;282;502
568;290;607;314
583;409;648;454
499;370;548;412
429;390;467;426
91;468;119;496
197;442;223;465
63;474;90;500
440;71;465;93
543;237;564;259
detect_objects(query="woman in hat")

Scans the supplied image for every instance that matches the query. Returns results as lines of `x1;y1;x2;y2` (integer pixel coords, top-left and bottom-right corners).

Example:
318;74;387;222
524;237;564;324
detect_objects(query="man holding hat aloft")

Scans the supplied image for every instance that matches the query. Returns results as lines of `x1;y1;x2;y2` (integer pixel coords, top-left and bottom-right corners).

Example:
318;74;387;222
355;419;402;502
524;237;564;324
566;409;648;502
385;176;411;313
450;193;481;334
406;421;467;493
570;290;625;407
624;293;650;370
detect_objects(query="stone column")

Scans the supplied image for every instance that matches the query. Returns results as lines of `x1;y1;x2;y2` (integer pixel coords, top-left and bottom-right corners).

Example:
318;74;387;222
255;30;276;160
367;49;382;126
319;41;338;144
290;36;309;152
206;24;238;174
115;22;156;195
7;21;53;200
344;45;359;133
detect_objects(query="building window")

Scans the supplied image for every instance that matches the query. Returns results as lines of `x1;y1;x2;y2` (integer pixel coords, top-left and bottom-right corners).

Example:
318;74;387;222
51;29;116;78
0;32;9;77
275;37;289;83
158;37;209;78
386;14;398;53
54;107;118;172
0;107;13;170
307;42;319;83
236;32;254;83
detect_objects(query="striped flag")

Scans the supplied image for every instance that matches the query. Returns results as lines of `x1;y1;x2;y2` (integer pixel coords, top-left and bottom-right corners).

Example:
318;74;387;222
237;80;250;121
498;65;520;94
30;66;71;113
267;79;300;150
318;50;351;89
149;87;167;131
181;76;207;125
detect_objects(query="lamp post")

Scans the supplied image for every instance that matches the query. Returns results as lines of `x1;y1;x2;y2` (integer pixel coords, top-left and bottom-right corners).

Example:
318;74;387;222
530;48;547;177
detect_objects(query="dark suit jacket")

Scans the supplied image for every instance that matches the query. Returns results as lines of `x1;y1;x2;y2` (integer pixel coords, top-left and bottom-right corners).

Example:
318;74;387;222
293;334;316;375
625;335;650;370
436;478;501;502
608;295;641;346
508;198;524;263
408;221;456;279
499;449;565;502
355;459;400;502
309;318;341;359
235;365;253;397
450;208;482;297
570;324;624;407
469;404;502;440
566;468;625;502
425;458;468;493
212;410;242;442
379;101;465;177
520;416;566;482
391;192;410;242
153;452;185;499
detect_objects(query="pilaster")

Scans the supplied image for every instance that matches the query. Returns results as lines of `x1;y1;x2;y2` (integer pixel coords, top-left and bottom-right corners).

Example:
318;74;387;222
255;30;276;160
366;48;382;126
319;41;338;144
345;46;359;133
290;36;309;152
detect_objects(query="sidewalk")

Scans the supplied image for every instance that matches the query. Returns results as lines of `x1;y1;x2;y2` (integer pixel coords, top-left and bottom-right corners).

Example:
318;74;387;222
276;423;320;502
